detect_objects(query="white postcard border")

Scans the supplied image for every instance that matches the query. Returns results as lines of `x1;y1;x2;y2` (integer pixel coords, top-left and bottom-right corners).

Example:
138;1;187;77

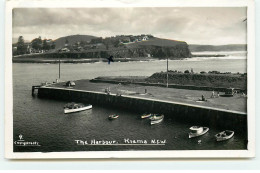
5;0;255;159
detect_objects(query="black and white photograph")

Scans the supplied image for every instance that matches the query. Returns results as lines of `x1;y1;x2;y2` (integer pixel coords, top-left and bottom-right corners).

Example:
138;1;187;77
5;0;255;158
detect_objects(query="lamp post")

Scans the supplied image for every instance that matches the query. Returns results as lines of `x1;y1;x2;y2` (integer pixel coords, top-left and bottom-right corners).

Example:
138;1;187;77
59;58;61;79
166;56;168;88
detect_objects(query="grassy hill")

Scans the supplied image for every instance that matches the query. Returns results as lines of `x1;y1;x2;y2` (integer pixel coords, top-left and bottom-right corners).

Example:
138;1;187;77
147;72;247;90
125;38;187;48
13;35;192;59
189;44;247;52
54;34;98;49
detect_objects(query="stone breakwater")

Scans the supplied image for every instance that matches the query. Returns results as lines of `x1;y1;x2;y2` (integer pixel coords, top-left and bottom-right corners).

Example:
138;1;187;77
38;86;247;133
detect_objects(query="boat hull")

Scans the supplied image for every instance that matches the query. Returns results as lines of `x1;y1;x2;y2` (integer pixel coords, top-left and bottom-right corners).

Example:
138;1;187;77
151;117;163;125
189;127;209;138
64;105;92;114
141;113;152;119
215;130;234;141
150;114;164;121
108;115;119;120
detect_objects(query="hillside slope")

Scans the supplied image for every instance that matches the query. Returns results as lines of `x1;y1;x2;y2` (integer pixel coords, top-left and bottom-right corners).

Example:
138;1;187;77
122;37;191;58
147;72;247;90
125;38;187;48
54;34;98;49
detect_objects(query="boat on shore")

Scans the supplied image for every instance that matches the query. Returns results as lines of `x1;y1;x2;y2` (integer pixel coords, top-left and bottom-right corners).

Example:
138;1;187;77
215;130;234;141
188;126;209;138
141;113;152;119
64;102;92;114
150;114;164;125
108;114;119;120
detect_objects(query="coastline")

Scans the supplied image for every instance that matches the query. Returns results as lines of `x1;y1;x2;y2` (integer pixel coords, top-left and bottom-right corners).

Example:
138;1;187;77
12;52;231;64
12;57;186;63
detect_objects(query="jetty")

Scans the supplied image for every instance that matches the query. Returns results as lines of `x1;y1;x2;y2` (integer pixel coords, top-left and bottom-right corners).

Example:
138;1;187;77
35;79;247;132
32;85;42;96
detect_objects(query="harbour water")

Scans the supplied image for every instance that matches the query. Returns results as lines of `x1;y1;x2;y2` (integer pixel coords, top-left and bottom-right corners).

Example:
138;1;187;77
13;53;248;152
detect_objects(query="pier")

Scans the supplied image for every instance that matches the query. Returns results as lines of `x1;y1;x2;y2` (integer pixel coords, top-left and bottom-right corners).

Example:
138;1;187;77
31;85;41;96
36;79;247;132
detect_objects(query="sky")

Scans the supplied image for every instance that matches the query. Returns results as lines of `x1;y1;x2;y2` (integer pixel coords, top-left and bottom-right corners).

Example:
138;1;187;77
12;7;247;45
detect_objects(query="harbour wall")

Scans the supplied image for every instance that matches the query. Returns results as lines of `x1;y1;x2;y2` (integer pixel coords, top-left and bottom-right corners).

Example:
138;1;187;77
38;87;247;133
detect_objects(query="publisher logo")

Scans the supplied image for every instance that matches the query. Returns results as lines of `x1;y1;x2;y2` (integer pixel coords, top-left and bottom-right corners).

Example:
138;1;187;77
19;134;23;140
14;134;41;147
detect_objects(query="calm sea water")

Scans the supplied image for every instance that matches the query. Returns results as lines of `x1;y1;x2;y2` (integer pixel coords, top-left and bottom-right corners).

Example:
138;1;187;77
13;53;248;152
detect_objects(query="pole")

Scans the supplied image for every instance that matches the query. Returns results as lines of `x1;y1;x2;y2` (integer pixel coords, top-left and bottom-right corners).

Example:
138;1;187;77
166;56;168;88
59;58;61;79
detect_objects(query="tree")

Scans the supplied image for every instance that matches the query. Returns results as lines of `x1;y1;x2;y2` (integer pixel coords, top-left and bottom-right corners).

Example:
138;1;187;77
65;38;69;45
184;70;190;74
42;39;50;51
90;37;103;44
16;36;27;55
51;42;55;49
31;36;42;50
112;39;120;47
79;40;87;47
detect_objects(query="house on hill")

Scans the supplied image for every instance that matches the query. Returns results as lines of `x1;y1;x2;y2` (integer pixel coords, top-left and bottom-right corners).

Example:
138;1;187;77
142;35;149;41
59;47;70;52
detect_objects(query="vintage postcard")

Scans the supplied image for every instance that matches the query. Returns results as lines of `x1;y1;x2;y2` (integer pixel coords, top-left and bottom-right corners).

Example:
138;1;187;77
5;0;255;159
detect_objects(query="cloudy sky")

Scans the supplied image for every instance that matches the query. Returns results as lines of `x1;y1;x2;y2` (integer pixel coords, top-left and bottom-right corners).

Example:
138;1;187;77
13;7;247;45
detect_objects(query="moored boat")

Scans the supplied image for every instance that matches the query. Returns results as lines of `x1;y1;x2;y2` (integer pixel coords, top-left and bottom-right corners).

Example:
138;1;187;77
108;114;119;120
150;114;164;121
215;130;234;141
150;114;164;125
151;118;163;125
141;113;152;119
188;126;209;138
64;102;92;114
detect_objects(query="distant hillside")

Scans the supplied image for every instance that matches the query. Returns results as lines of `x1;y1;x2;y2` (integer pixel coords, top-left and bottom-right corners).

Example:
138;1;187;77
13;34;192;59
52;35;191;58
54;34;98;49
189;44;247;52
122;37;191;58
125;38;187;48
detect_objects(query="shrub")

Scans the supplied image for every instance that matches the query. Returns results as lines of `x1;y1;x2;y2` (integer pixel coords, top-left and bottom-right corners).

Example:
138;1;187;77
184;70;190;74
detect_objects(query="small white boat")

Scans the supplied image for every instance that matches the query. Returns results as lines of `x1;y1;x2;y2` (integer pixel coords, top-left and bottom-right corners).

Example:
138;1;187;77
150;114;164;125
64;102;92;114
108;114;119;120
188;126;209;138
141;113;152;119
151;118;163;125
150;114;164;121
215;130;234;141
